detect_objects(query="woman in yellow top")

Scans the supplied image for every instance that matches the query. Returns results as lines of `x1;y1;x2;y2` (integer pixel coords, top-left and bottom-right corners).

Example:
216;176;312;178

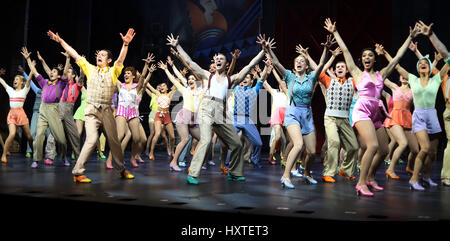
158;59;203;171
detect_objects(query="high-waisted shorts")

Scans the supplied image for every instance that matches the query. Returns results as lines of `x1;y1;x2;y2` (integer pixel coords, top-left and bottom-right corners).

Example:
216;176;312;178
284;102;314;135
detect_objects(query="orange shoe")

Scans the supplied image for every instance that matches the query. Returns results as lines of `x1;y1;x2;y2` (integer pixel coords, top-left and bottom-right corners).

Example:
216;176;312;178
1;158;7;163
338;169;356;181
406;167;414;175
221;167;229;175
149;154;155;160
322;176;336;183
385;170;400;179
73;175;92;183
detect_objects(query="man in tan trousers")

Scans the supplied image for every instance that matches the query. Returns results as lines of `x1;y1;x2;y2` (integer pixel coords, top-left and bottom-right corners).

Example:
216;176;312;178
166;34;268;184
47;28;136;183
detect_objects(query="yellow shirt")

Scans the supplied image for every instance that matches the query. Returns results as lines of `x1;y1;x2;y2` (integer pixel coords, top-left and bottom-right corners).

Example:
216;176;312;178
149;93;158;111
172;80;203;112
76;57;123;86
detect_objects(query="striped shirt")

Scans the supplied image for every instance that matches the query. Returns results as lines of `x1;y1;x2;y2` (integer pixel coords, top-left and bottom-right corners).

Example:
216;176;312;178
6;85;30;108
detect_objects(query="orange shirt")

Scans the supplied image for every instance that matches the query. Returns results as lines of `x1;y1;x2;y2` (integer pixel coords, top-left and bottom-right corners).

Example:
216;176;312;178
432;68;450;104
319;72;356;90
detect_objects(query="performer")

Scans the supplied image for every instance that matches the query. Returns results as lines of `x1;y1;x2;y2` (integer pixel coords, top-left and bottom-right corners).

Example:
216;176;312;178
22;47;70;168
47;28;136;182
376;44;419;180
166;33;266;184
324;18;419;196
145;86;170;159
267;34;332;188
0;63;33;163
159;57;203;171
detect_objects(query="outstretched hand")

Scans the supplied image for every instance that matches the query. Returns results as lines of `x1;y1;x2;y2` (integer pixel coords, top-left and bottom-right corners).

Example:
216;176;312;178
416;20;433;36
21;47;31;59
321;34;336;49
408;41;418;52
120;28;136;45
47;30;62;43
409;23;420;38
166;34;179;47
142;53;155;64
330;47;342;57
295;44;309;56
157;60;167;70
149;64;157;73
231;49;241;59
374;43;385;55
324;18;336;33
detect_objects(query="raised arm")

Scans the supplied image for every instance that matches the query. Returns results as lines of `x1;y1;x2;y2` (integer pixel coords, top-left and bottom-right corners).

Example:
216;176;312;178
375;43;409;80
379;25;419;79
408;41;424;59
324;18;361;81
167;56;187;86
47;30;83;62
158;61;185;91
167;34;210;80
323;47;341;75
170;47;203;84
61;51;71;79
231;46;265;86
0;72;8;89
36;51;52;79
21;47;40;78
116;28;136;68
416;21;449;59
271;63;289;97
313;35;334;80
227;49;241;76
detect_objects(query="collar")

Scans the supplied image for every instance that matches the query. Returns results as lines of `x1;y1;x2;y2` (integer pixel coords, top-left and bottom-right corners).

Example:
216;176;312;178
96;65;110;73
337;77;347;84
48;80;58;86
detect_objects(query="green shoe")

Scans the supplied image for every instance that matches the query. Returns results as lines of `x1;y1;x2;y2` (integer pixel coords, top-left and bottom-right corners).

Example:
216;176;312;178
25;153;31;158
227;173;246;181
97;151;106;159
186;176;198;185
71;153;76;160
280;160;286;167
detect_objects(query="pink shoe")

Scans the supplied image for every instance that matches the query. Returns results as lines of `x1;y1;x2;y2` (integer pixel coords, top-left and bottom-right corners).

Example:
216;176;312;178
356;184;374;197
106;164;113;169
130;160;139;168
169;163;182;172
367;181;384;191
44;159;53;165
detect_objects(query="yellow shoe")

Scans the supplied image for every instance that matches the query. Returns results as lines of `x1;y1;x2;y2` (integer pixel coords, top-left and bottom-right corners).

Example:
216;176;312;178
73;175;92;183
120;171;135;179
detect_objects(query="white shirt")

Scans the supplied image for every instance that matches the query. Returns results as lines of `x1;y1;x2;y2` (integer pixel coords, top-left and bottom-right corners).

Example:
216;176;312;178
6;85;30;108
208;75;228;100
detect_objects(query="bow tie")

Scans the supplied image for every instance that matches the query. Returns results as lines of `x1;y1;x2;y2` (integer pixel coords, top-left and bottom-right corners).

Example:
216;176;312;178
48;80;58;86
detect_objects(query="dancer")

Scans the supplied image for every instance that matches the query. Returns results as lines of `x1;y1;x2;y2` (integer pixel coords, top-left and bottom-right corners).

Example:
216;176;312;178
22;47;70;168
267;34;332;188
166;33;266;184
324;18;419;196
145;86;170;158
146;78;177;160
376;44;419;180
158;59;202;171
0;64;33;163
115;53;155;167
47;28;136;182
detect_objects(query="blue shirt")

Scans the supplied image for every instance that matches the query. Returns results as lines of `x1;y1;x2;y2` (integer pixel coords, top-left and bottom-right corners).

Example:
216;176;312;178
23;72;42;111
233;80;263;123
283;70;317;104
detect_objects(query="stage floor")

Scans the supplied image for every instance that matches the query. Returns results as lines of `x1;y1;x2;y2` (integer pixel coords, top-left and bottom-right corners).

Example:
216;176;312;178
0;151;449;238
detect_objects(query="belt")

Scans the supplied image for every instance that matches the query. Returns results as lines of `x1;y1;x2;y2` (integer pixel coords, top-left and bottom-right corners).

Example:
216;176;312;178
158;108;169;112
205;96;225;102
290;101;310;108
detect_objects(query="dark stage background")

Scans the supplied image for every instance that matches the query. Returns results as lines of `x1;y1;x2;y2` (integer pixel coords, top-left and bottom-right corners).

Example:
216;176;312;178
0;0;449;158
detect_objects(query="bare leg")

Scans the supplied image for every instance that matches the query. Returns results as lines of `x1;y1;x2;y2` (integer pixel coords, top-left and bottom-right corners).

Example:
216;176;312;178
405;130;419;171
302;130;317;178
423;134;440;180
171;124;189;168
387;125;408;177
367;127;389;184
269;125;282;163
149;121;163;159
354;120;379;193
1;124;17;162
282;124;304;185
165;123;176;155
411;130;430;183
22;124;34;154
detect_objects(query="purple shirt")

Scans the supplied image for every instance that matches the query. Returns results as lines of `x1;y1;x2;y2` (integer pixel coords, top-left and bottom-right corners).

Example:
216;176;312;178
37;74;68;104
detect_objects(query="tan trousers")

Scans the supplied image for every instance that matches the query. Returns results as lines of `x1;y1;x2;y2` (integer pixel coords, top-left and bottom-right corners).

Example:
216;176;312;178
189;98;244;177
323;115;359;177
72;104;125;175
33;103;67;161
442;104;450;180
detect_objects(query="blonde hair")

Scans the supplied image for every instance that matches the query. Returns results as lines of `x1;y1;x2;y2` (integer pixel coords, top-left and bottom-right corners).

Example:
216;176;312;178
293;54;311;74
15;75;26;88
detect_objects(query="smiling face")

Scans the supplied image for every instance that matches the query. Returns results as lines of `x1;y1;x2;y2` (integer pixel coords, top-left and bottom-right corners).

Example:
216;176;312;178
399;75;408;85
293;55;308;73
159;83;168;93
96;50;112;68
361;49;376;71
124;71;135;84
417;59;430;75
13;75;25;89
187;75;197;89
335;61;348;78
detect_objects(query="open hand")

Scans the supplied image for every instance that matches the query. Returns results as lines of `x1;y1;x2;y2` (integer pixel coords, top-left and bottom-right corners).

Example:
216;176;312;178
120;28;136;45
166;34;179;47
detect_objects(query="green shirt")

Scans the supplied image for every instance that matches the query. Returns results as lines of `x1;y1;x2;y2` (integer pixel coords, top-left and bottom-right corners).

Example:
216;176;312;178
445;57;450;66
408;73;442;109
149;93;158;111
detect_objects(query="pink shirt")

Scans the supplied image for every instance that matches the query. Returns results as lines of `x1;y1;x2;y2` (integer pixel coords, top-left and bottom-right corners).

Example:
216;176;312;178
60;81;83;103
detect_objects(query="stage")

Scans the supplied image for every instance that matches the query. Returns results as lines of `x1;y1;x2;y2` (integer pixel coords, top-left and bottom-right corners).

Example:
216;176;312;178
0;151;449;239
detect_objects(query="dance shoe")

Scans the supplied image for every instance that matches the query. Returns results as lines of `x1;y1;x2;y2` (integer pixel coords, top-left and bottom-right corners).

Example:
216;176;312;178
385;170;400;180
356;184;374;196
73;175;92;183
106;163;113;169
186;176;198;185
64;160;71;166
227;173;246;182
169;163;182;172
409;180;425;191
220;167;229;175
1;158;7;163
30;162;38;168
441;179;450;186
422;178;438;187
44;158;53;165
280;177;295;189
338;169;356;181
120;171;135;179
366;181;384;191
208;161;215;166
290;170;303;177
304;176;317;184
405;167;414;175
130;160;139;168
179;161;186;167
149;154;155;160
25;153;31;158
322;176;336;183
